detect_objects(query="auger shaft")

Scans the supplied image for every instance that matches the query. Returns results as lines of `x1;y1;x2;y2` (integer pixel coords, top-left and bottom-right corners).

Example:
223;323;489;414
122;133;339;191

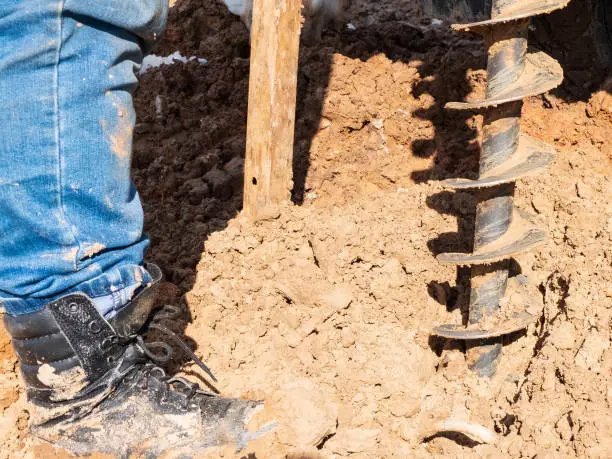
466;10;528;376
432;0;569;377
466;201;512;375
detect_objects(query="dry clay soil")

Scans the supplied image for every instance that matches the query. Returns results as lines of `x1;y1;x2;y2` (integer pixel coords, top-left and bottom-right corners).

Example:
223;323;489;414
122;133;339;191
0;0;611;457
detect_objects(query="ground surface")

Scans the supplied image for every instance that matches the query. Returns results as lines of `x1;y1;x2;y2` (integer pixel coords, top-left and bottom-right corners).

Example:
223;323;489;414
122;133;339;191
0;0;610;457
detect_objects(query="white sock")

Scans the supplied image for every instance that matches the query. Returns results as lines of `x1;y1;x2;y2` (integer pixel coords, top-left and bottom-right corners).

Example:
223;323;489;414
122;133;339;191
91;282;142;319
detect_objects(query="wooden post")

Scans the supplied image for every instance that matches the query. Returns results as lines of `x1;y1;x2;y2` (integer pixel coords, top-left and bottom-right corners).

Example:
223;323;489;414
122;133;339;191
243;0;302;220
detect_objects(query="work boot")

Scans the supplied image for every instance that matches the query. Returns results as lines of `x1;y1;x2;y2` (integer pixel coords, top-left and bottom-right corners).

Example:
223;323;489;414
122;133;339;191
3;264;274;457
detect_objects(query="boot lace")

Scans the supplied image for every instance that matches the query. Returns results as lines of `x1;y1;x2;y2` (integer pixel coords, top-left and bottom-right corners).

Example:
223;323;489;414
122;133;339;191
102;305;218;407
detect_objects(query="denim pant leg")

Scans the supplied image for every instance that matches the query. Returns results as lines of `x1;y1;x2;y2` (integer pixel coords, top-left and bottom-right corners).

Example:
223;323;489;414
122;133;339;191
0;1;168;315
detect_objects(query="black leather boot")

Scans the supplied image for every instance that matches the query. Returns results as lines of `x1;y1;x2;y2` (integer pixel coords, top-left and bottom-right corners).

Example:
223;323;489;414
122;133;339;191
3;264;274;457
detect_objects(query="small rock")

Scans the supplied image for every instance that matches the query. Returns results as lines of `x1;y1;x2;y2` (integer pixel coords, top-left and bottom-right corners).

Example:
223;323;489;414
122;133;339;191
283;310;301;330
326;427;381;455
382;258;406;286
501;434;523;457
0;410;13;444
195;152;219;175
586;81;612;117
0;323;14;373
341;327;355;348
541;368;556;391
155;281;181;306
399;420;418;443
207;80;230;100
223;136;246;158
0;400;20;444
134;122;153;135
203;168;233;200
475;444;502;457
188;183;210;205
442;351;466;381
575;180;594;200
223;156;244;193
223;156;244;176
388;392;420;418
575;333;609;371
550;322;576;350
371;258;406;298
555;413;574;441
0;322;11;352
0;384;18;413
285;328;302;348
296;347;314;367
428;281;448;305
319;117;331;130
371;118;384;130
531;195;554;215
271;379;339;448
320;286;353;311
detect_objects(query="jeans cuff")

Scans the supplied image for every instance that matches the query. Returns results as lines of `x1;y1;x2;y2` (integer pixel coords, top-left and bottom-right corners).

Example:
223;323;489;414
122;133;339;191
0;264;153;316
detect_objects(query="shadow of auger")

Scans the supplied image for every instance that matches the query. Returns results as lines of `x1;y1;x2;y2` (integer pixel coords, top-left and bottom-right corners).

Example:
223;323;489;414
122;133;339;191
409;34;486;184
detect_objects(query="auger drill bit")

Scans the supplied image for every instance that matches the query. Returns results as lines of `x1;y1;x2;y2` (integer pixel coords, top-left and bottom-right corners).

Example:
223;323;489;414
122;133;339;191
431;0;570;377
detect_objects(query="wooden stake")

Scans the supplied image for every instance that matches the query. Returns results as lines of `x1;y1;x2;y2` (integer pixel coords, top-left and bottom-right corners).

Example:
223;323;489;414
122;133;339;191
243;0;302;220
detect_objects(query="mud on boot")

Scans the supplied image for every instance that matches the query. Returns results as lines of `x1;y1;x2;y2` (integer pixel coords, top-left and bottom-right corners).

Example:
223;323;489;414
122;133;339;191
3;264;275;457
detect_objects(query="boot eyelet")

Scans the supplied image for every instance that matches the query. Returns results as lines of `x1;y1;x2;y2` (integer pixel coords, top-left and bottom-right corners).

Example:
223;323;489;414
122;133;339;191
88;320;102;334
101;337;113;351
69;302;79;312
106;355;116;364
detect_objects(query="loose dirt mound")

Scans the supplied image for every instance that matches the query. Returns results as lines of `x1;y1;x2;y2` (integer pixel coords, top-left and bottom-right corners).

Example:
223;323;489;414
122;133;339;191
0;0;610;457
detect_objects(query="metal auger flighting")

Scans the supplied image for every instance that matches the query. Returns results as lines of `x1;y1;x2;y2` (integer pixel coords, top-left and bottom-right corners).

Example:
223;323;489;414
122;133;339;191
431;0;570;377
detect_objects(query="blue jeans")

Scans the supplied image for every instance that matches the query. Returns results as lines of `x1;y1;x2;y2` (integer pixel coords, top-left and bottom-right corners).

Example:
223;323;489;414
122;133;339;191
0;0;168;315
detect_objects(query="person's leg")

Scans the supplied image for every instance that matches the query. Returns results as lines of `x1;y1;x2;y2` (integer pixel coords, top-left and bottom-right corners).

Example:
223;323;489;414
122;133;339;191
0;3;274;454
0;0;168;317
